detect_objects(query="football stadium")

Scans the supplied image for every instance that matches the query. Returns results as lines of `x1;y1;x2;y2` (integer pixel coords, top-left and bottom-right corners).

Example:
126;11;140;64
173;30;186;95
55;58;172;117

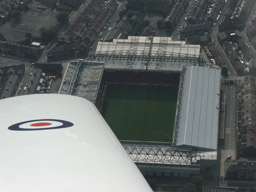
97;70;180;142
59;36;221;176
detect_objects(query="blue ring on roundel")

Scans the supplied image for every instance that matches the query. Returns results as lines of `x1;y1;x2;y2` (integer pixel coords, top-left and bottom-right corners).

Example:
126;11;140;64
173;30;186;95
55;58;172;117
8;119;74;131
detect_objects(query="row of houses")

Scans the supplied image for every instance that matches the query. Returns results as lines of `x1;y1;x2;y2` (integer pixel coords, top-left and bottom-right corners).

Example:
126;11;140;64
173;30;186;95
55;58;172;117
0;65;25;99
164;0;188;31
0;40;43;61
37;0;82;10
47;0;117;61
226;160;256;181
238;77;256;148
219;0;255;32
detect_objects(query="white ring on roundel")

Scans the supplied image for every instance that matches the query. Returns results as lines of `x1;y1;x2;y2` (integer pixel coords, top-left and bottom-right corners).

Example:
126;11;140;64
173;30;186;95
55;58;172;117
19;121;63;129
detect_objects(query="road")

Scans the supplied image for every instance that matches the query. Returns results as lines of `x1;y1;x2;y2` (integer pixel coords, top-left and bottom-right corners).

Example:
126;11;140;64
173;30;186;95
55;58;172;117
210;0;237;75
171;0;194;40
220;84;237;186
223;84;237;152
89;0;127;54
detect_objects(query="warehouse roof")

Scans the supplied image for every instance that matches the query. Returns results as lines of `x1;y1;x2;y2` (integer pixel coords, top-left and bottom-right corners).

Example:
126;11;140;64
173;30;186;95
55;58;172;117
175;66;221;150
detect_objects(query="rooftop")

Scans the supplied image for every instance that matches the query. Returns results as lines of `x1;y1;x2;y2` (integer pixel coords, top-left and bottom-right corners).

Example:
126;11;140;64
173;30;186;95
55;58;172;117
175;66;221;150
59;60;104;102
92;36;202;72
96;36;200;58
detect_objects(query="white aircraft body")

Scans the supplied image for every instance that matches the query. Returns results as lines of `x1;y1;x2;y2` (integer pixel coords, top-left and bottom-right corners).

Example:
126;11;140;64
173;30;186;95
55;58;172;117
0;94;153;192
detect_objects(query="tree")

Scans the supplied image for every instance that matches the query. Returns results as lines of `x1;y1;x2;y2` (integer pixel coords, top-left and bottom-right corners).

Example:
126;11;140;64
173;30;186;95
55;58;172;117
130;19;150;35
0;32;6;41
162;21;172;30
119;10;126;19
57;12;69;26
11;10;22;24
40;26;58;44
25;33;32;40
187;18;196;25
127;0;145;11
17;32;33;45
157;20;162;28
182;183;197;192
17;3;29;12
145;0;158;12
191;175;204;191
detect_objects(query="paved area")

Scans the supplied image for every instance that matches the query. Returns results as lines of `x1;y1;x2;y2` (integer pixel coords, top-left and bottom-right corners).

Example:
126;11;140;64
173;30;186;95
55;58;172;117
220;84;237;180
224;85;237;151
49;78;62;93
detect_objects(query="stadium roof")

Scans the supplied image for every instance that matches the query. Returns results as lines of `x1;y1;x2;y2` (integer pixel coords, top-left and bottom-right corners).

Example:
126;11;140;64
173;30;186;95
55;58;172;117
175;66;221;150
96;36;200;57
59;60;104;102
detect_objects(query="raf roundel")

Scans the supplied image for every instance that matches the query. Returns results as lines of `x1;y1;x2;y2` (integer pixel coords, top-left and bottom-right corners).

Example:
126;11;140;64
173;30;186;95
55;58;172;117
8;119;74;131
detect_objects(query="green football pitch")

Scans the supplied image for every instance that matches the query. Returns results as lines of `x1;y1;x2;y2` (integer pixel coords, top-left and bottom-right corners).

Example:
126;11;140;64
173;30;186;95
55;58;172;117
102;84;178;142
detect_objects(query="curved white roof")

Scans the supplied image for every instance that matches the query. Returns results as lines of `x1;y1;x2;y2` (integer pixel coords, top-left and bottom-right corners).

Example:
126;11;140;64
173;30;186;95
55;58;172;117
0;94;152;192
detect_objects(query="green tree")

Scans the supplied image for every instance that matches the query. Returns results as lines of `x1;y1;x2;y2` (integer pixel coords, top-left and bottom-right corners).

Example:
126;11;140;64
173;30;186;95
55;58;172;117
40;26;58;43
0;32;6;41
17;32;32;45
162;21;172;30
119;10;126;19
11;10;22;24
191;175;204;191
157;20;162;28
57;12;69;26
127;0;145;11
17;4;29;12
25;33;32;40
130;19;149;35
182;183;197;192
187;18;196;25
145;0;158;12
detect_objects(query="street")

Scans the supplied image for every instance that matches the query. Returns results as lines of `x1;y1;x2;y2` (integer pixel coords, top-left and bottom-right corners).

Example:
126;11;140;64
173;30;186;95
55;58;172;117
90;0;127;54
219;84;237;186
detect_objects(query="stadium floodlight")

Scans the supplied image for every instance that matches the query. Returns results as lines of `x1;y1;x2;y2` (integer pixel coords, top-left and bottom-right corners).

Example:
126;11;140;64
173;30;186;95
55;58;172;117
0;94;152;192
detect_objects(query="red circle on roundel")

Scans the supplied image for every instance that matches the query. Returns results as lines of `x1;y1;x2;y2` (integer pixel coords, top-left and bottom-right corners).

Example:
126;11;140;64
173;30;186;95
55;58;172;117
30;122;52;127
